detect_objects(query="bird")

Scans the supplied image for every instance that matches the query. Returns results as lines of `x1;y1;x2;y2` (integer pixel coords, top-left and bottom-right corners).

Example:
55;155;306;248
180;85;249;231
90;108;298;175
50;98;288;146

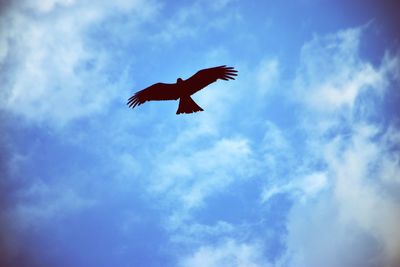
127;65;238;114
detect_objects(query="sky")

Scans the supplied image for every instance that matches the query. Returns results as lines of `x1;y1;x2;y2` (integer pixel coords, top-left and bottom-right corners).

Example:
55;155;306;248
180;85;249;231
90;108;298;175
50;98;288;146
1;0;400;266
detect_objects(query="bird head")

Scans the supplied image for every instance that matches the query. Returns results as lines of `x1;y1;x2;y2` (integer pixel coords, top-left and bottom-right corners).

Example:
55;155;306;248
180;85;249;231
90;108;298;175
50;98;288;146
176;78;183;84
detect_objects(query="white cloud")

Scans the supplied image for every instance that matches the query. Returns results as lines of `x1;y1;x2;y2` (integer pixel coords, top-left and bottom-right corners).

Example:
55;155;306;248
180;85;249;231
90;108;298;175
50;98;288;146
278;26;400;267
328;125;400;266
261;171;328;204
281;124;400;267
256;59;279;96
137;132;261;245
0;0;159;126
151;137;257;210
153;0;239;43
281;193;381;267
168;24;400;267
260;121;290;167
179;239;271;267
3;2;399;265
293;27;387;115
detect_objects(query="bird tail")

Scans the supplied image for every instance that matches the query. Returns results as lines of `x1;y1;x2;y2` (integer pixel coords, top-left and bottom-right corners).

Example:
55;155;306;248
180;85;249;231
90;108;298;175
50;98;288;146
176;95;204;114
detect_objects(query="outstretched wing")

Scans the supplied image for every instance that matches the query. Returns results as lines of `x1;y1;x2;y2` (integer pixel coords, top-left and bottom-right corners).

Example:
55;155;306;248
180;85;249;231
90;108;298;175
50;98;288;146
127;83;180;109
184;65;238;95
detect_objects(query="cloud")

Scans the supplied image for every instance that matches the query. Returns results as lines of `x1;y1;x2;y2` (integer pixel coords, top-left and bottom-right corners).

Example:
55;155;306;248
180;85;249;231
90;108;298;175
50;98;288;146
281;124;400;267
150;137;258;210
276;26;400;267
153;0;239;43
256;59;279;96
330;124;400;266
0;1;159;264
179;239;271;267
2;1;400;265
0;0;158;126
261;171;328;204
293;27;388;116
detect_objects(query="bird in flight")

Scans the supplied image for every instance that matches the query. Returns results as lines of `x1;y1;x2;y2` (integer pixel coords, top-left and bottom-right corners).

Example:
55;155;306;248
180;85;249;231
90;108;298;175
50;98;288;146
127;65;238;114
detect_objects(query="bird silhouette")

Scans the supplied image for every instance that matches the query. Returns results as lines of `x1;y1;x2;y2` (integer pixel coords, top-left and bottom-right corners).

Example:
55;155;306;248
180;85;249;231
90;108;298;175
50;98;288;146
127;65;238;114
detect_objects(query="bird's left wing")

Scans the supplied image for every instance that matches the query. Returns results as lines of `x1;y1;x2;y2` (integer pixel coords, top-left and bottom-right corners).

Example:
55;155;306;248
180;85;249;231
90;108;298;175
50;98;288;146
184;65;238;95
127;82;180;109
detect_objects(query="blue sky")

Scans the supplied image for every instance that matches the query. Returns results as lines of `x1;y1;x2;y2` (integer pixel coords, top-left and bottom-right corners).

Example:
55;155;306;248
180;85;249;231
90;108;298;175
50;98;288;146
1;1;400;266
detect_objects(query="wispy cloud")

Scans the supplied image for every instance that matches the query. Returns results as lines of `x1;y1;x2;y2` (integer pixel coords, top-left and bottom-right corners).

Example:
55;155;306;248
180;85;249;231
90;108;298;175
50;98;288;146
153;0;239;43
150;136;258;210
1;1;399;266
179;239;270;267
0;0;159;126
293;27;384;114
277;26;400;267
256;59;280;96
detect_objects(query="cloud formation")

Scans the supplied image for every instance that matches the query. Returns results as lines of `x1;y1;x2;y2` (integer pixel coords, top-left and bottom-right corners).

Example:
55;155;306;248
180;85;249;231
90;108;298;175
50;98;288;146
176;25;400;267
277;27;400;267
1;1;399;266
0;0;157;125
180;239;269;267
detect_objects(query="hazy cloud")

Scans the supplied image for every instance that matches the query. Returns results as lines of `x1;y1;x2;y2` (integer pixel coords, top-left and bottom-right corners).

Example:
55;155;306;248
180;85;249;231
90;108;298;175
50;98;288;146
0;0;158;126
180;239;270;267
278;26;400;267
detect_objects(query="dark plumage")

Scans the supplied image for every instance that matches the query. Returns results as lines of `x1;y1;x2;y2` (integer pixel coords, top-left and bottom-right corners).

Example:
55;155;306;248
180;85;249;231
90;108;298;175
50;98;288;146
127;65;237;114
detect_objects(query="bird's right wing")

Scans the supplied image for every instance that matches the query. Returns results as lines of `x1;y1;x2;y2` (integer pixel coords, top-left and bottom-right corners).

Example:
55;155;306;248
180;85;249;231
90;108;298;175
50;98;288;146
127;83;180;109
184;65;238;95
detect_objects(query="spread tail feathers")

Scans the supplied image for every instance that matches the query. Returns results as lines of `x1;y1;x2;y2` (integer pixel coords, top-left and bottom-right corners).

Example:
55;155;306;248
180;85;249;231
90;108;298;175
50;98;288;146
176;95;204;114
